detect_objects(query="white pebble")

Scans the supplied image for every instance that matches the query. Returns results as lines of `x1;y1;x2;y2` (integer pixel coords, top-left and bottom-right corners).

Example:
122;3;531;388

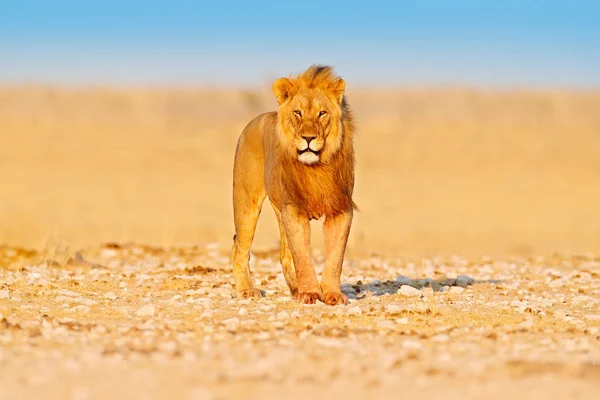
385;304;403;314
377;320;395;329
104;292;118;300
398;285;421;297
276;311;290;320
238;308;248;316
449;286;465;294
223;317;240;330
135;304;155;317
59;289;80;297
346;306;362;316
0;290;9;299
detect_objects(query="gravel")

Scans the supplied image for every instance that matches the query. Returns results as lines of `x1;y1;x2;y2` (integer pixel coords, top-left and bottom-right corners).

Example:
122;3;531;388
0;244;599;399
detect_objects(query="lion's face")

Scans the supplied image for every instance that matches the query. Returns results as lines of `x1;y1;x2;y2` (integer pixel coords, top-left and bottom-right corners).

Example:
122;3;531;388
273;76;346;165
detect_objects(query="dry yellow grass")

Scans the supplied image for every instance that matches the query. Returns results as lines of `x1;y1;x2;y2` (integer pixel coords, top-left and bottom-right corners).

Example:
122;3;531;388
1;85;599;257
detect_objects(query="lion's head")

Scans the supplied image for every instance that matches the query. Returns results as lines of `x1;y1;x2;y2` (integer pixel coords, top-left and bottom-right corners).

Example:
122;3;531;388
273;65;348;165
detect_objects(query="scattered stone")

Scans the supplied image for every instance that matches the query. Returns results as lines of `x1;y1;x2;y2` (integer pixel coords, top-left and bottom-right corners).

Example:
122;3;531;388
276;311;290;320
396;275;413;285
397;285;421;297
455;274;475;287
346;306;362;316
0;243;596;397
104;292;118;300
223;317;240;330
385;304;403;314
135;304;155;317
377;320;395;329
553;309;568;319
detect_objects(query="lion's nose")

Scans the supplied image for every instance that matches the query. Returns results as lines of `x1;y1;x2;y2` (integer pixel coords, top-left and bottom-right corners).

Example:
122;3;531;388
302;135;316;144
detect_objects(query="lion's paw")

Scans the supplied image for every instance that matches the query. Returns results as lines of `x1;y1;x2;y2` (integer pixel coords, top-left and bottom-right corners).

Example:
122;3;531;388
323;292;348;306
236;288;263;300
295;291;323;304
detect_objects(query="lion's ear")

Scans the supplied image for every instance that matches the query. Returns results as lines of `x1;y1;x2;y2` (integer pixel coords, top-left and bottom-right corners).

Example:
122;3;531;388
329;78;346;105
273;78;294;105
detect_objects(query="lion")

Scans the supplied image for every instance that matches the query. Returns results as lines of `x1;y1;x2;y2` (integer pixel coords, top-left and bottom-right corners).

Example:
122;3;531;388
231;65;356;305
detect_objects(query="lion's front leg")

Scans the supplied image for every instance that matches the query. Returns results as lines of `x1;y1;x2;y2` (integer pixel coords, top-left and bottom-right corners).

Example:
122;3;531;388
281;205;323;304
321;210;353;306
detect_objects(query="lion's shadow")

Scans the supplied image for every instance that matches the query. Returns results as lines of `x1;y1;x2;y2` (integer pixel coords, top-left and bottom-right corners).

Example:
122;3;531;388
340;274;501;300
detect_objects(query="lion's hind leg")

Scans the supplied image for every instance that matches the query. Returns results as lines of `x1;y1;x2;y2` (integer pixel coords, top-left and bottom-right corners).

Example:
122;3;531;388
232;136;266;299
232;189;265;299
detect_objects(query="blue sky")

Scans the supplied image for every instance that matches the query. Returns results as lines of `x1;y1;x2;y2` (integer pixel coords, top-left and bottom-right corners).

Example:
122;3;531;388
1;1;599;87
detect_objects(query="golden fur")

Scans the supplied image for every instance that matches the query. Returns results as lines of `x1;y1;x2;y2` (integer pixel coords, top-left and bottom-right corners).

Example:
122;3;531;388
231;65;356;305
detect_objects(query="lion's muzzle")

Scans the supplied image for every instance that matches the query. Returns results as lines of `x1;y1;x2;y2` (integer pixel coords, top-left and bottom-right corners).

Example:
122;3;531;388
297;136;323;164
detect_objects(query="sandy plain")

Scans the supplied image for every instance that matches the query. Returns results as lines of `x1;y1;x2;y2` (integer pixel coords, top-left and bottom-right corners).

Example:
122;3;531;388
1;86;599;399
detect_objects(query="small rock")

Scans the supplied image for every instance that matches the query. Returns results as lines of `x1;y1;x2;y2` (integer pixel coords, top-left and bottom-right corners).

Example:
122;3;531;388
346;306;362;316
438;286;450;292
520;320;535;329
395;317;409;324
553;309;568;320
135;304;155;317
223;317;240;330
104;292;118;300
0;290;9;299
377;320;395;329
238;308;248;316
398;285;421;297
59;290;80;297
449;286;465;294
277;311;290;320
432;334;450;342
385;304;403;314
455;274;475;287
549;278;566;288
396;275;413;285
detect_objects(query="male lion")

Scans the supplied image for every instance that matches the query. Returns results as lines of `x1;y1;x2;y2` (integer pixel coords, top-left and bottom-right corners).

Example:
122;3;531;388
232;65;356;305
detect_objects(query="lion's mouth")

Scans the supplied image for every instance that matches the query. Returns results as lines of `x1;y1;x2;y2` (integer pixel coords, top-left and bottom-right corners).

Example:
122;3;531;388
297;148;321;165
298;148;321;156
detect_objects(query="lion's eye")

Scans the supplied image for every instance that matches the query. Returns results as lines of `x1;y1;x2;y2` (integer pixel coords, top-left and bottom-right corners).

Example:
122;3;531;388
294;110;302;117
318;110;327;117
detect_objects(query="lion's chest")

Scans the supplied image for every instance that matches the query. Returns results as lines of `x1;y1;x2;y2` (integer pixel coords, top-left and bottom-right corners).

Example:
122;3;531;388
281;166;352;219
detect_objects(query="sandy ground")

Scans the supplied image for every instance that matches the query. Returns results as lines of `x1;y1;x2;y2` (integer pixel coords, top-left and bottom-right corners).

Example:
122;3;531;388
1;87;600;256
1;243;599;399
1;86;600;398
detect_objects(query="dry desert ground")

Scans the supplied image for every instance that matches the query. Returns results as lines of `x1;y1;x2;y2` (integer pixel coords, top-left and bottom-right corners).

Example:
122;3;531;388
1;86;599;399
